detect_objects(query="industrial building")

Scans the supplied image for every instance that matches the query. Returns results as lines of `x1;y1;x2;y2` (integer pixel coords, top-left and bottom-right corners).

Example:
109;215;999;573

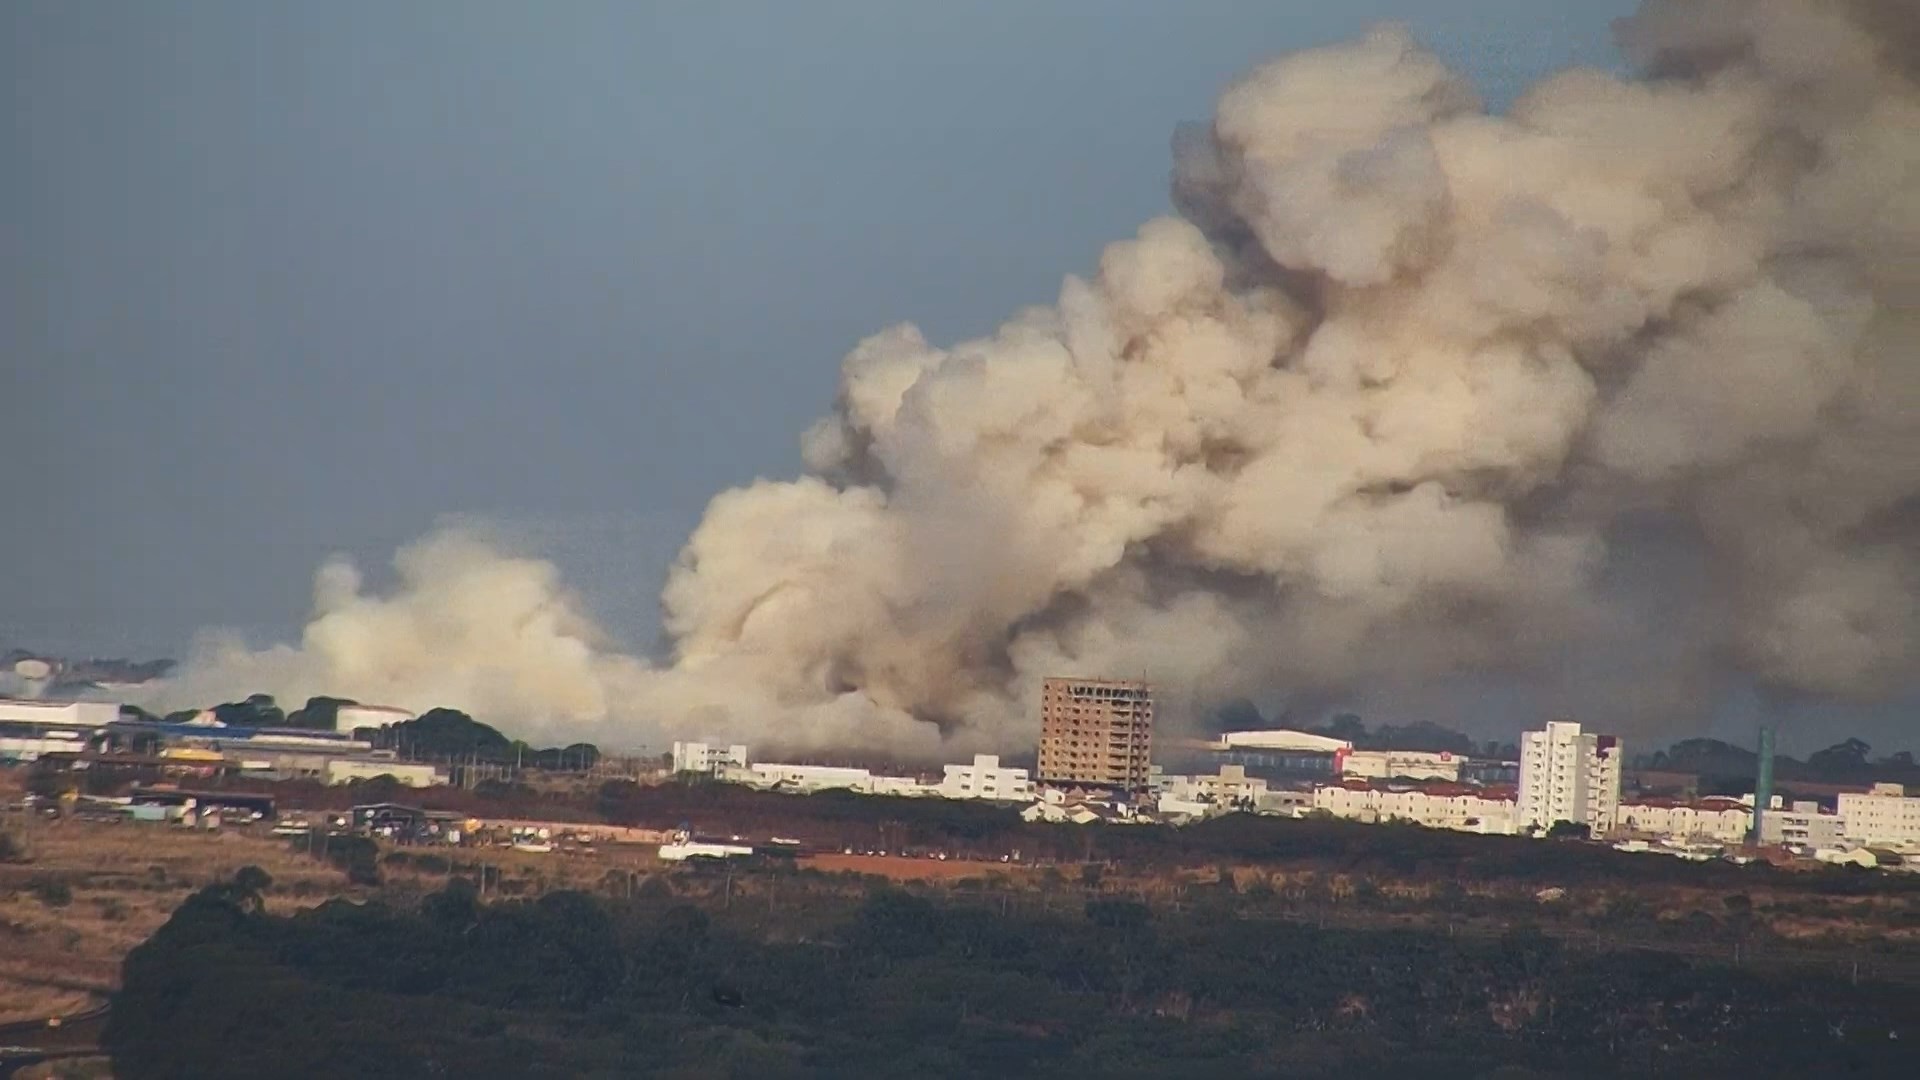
1517;720;1622;835
1036;677;1154;791
1338;748;1463;782
1175;728;1351;779
0;699;119;762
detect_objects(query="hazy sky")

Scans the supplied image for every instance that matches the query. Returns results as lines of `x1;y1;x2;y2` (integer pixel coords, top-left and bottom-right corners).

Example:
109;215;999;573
5;1;1637;663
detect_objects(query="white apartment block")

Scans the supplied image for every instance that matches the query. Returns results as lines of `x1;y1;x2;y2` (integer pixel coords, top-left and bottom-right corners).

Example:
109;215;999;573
1311;784;1517;835
1838;784;1920;847
1517;721;1622;835
939;755;1033;801
671;741;750;775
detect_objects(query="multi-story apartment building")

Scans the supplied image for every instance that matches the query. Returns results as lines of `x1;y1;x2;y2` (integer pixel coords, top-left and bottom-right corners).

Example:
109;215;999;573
1517;720;1622;836
1037;677;1153;791
1838;783;1920;847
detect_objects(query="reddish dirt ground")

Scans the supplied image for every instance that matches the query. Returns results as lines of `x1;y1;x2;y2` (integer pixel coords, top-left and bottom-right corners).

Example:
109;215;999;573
799;852;1029;881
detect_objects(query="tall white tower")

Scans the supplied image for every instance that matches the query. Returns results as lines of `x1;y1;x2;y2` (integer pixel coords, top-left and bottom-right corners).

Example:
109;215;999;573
1517;720;1622;836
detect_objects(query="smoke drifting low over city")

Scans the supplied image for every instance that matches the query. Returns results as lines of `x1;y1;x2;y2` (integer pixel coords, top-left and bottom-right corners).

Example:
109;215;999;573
154;0;1920;755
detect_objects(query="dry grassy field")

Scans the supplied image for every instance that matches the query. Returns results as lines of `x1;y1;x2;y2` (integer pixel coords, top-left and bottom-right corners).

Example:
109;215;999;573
799;852;1031;882
0;815;336;1025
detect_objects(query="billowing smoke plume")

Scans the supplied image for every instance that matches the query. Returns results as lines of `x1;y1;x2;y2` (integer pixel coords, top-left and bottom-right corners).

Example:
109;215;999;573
151;0;1920;752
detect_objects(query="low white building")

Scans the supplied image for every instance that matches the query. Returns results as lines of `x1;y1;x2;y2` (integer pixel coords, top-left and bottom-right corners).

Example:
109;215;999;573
1157;793;1213;818
0;699;118;728
868;774;933;797
1617;799;1751;844
745;762;872;793
1254;789;1315;816
672;741;750;775
1339;749;1463;782
324;758;448;788
939;755;1032;801
1839;784;1920;848
1312;783;1518;835
1161;764;1269;807
0;699;117;762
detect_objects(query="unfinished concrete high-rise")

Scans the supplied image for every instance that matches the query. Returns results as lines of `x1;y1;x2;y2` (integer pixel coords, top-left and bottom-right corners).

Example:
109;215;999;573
1037;677;1153;791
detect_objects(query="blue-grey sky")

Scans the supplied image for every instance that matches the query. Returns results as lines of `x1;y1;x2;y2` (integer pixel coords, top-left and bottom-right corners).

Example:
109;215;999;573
4;1;1635;663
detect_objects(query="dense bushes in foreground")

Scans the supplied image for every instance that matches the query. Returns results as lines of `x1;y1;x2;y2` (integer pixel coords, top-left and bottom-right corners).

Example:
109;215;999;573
106;869;1920;1079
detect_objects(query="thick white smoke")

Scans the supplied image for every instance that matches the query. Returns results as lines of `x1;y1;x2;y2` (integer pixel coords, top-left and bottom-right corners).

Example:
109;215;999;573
152;0;1920;753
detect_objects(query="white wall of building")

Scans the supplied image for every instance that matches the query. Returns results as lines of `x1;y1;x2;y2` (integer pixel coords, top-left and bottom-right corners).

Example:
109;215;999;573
867;775;931;797
1163;765;1269;806
0;729;90;762
1339;749;1462;782
672;741;750;775
939;755;1032;801
1838;784;1920;848
1760;801;1848;849
1157;793;1213;817
746;763;872;792
0;700;119;728
324;759;447;788
1312;785;1517;835
1517;721;1622;835
1617;801;1751;844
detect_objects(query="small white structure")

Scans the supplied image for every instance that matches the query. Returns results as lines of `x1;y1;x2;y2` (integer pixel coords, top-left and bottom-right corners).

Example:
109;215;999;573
672;741;750;775
325;759;447;788
658;829;754;861
1339;749;1463;782
334;704;414;732
1517;720;1622;835
1838;784;1920;848
939;755;1032;801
